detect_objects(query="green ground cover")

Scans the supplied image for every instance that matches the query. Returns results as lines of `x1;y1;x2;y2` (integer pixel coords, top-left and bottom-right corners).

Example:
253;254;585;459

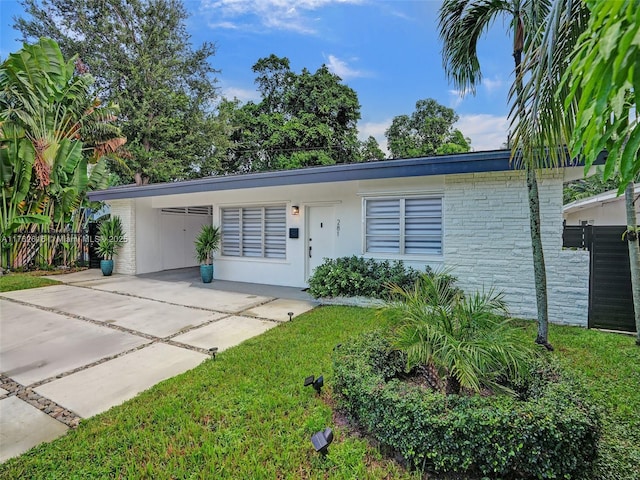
0;306;637;479
0;273;61;292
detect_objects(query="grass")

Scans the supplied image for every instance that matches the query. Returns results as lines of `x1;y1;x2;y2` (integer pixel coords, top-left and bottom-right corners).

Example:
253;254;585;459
0;272;61;292
0;307;637;479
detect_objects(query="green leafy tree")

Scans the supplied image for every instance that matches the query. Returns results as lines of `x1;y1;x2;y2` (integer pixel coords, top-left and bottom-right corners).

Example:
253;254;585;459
385;98;470;158
15;0;220;183
359;136;386;161
222;55;361;173
439;0;554;350
563;167;621;205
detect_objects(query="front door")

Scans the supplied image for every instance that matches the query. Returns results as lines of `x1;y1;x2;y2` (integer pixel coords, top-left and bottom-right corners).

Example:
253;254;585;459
306;206;336;280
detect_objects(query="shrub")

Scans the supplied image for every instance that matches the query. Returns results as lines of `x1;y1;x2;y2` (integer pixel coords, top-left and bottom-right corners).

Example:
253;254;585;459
307;256;424;299
333;332;601;479
385;272;534;395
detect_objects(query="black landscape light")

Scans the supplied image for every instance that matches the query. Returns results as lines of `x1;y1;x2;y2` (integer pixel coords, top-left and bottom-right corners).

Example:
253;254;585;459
208;347;218;360
311;427;334;456
304;375;323;394
288;311;294;321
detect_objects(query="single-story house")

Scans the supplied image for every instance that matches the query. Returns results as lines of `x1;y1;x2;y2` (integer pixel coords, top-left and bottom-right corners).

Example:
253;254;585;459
563;184;640;226
88;149;590;326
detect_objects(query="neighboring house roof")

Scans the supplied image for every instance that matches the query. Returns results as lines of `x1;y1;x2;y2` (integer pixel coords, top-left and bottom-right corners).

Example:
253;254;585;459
563;184;640;215
88;148;587;202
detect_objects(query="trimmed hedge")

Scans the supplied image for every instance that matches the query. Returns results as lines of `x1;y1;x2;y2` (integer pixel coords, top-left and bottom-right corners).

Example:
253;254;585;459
307;256;423;299
333;332;601;479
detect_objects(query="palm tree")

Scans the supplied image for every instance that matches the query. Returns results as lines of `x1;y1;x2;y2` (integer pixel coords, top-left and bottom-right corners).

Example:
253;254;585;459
385;271;533;395
438;0;554;349
510;0;640;345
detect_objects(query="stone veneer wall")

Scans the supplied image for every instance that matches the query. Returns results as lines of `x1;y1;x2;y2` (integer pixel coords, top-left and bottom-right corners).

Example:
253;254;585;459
108;199;136;275
444;170;589;327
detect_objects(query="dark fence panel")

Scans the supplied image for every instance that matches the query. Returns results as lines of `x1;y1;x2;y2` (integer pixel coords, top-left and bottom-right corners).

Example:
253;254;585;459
1;231;91;271
563;225;591;249
588;226;636;332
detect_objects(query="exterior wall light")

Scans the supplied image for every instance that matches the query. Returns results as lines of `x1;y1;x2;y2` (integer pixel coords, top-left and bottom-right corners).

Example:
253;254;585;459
291;205;300;215
311;427;334;456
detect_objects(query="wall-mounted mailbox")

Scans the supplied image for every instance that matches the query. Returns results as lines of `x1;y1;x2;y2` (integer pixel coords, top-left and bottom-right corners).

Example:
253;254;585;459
289;228;299;239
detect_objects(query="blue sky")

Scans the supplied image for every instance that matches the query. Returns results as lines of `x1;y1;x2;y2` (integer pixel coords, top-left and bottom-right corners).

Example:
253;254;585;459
0;0;517;152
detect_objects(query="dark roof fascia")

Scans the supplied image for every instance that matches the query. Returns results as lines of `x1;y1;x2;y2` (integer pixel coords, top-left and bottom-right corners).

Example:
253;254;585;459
87;149;593;202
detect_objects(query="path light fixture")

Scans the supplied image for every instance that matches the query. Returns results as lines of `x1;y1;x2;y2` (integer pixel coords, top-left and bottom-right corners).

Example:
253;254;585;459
291;205;300;215
288;311;294;321
304;375;323;394
208;347;218;360
311;427;334;456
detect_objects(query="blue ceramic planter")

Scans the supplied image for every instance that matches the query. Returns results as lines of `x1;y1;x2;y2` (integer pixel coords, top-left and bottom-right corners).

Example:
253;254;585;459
100;259;114;276
200;264;214;283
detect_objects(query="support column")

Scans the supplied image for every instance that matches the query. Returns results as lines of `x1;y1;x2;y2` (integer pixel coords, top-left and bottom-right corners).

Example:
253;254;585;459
107;199;137;275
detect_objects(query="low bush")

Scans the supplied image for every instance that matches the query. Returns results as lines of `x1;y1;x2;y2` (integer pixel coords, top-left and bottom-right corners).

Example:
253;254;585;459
307;256;424;299
333;332;601;479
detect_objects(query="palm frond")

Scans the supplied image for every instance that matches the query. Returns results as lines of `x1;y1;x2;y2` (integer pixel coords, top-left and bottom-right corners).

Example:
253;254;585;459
509;0;590;168
439;0;513;93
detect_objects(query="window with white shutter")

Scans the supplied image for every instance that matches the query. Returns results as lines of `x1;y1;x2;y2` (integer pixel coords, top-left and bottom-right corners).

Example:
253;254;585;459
364;197;442;255
221;205;286;259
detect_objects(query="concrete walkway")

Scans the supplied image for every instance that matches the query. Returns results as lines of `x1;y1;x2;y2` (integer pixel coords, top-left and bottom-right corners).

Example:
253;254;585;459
0;268;317;463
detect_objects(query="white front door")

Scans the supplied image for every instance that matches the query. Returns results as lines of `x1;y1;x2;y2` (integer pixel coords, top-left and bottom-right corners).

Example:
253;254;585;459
306;206;336;280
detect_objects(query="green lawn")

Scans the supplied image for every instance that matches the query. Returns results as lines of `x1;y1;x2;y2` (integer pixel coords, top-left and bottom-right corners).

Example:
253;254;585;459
0;307;637;479
0;272;61;292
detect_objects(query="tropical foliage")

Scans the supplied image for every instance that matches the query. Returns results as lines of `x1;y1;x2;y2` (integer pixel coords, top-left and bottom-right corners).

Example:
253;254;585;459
385;272;534;395
565;0;640;193
16;0;220;183
194;224;221;265
510;0;640;345
96;216;125;260
563;167;621;204
1;38;121;268
385;98;470;158
438;0;555;349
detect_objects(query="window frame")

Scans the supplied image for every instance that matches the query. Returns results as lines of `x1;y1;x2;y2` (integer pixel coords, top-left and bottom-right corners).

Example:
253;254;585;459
362;195;443;257
220;204;287;260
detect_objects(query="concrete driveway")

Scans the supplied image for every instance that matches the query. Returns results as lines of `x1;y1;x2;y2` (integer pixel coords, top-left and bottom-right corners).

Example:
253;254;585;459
0;269;317;463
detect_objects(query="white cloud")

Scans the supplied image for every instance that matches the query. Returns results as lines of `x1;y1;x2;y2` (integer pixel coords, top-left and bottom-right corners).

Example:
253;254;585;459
455;114;510;151
482;76;504;93
448;89;464;108
358;118;392;156
222;86;261;103
207;21;240;30
201;0;362;34
325;54;367;80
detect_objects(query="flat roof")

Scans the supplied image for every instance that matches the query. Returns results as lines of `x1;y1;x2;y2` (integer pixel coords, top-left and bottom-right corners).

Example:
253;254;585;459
88;149;584;202
563;184;639;214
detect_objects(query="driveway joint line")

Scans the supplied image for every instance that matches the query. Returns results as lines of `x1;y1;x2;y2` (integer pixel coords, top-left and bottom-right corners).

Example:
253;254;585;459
69;283;268;314
0;374;81;428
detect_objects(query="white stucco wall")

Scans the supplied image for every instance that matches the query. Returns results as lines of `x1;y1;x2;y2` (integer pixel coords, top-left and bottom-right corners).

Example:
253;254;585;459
106;168;589;326
444;171;589;326
563;198;636;226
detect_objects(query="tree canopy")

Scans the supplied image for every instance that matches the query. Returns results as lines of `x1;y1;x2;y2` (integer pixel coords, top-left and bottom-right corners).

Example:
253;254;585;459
219;55;362;173
385;98;470;159
15;0;220;183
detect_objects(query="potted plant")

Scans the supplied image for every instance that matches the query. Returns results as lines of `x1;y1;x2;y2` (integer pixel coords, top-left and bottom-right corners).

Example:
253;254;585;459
96;216;126;276
195;224;221;283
